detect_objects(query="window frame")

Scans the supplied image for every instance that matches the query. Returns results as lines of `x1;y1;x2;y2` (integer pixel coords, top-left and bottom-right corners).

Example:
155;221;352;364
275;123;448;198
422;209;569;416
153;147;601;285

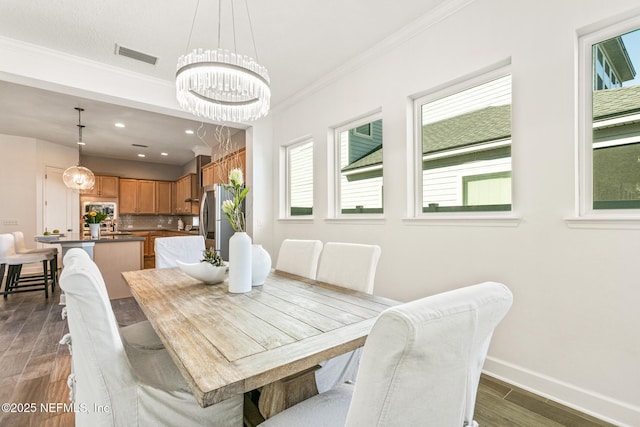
412;63;514;219
331;111;384;219
576;16;640;222
280;137;314;220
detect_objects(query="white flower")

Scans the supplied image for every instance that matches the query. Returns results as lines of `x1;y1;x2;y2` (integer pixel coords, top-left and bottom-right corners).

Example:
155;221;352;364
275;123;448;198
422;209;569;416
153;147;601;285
229;168;243;187
222;199;235;216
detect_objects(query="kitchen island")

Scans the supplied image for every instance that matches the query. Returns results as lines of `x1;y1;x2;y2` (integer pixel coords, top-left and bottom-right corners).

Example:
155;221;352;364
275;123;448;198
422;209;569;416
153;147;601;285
35;233;144;299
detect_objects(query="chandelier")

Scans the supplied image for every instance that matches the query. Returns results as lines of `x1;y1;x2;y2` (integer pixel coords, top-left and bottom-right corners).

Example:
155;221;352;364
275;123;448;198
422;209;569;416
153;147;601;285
63;108;95;191
176;0;270;123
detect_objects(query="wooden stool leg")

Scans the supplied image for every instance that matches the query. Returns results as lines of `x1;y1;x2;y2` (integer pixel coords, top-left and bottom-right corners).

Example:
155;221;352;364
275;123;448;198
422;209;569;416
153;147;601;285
50;254;58;291
0;263;5;299
42;260;49;299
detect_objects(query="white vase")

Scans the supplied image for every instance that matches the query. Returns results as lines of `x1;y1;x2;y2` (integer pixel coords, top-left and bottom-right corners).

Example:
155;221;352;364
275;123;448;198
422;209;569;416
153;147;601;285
89;223;100;239
228;232;252;293
251;244;272;286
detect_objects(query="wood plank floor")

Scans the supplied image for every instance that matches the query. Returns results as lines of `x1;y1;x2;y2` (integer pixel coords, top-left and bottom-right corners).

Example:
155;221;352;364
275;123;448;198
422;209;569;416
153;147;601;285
0;286;617;426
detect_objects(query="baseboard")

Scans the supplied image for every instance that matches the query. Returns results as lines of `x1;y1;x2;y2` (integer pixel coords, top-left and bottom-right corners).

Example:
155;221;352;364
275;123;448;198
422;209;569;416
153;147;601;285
483;356;640;427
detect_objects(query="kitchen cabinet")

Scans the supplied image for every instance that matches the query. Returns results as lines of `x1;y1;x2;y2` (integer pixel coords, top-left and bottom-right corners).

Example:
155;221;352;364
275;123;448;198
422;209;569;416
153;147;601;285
120;179;155;214
202;163;214;187
156;181;173;214
129;231;150;256
202;148;246;186
175;173;198;215
81;175;119;197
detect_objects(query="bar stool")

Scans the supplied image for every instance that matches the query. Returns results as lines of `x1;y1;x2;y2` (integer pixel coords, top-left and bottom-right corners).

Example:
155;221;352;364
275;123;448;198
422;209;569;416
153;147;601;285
12;231;58;291
0;233;54;299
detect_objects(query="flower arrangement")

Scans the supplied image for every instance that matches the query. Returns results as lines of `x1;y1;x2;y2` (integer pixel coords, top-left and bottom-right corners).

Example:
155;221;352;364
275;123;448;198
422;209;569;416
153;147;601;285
84;211;108;224
222;168;249;232
201;247;225;267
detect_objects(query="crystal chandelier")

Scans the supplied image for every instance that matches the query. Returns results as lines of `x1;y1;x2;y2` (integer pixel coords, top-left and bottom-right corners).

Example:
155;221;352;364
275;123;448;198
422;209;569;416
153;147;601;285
176;0;270;123
63;108;95;191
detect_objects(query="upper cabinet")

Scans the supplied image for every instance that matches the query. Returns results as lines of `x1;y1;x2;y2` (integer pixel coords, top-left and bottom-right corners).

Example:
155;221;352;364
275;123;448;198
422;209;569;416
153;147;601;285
175;173;198;215
119;179;156;214
156;181;173;214
81;175;119;198
202;148;246;187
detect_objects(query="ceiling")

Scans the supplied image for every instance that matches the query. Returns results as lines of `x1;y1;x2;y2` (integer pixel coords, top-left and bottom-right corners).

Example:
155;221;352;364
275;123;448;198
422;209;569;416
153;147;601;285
0;0;451;166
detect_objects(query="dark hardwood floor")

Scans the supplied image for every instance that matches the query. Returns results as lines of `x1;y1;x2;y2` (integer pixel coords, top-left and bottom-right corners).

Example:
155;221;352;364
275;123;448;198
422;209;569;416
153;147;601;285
0;285;617;426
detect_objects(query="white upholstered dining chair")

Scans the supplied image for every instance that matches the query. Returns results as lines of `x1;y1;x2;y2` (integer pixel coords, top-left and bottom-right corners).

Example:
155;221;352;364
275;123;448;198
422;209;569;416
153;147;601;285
313;242;381;393
0;233;55;298
274;239;323;279
260;281;513;427
155;235;206;268
59;248;243;426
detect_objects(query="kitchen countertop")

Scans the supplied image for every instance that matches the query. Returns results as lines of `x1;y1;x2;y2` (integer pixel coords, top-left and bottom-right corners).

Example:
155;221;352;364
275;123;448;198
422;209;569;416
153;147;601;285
122;228;201;235
35;233;145;244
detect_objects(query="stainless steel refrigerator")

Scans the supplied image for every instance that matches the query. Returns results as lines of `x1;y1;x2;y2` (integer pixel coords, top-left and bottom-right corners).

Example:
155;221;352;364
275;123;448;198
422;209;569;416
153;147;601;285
199;184;237;260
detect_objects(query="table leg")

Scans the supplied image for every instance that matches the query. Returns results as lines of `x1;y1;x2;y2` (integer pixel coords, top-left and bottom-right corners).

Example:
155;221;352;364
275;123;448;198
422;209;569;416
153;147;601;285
258;365;320;419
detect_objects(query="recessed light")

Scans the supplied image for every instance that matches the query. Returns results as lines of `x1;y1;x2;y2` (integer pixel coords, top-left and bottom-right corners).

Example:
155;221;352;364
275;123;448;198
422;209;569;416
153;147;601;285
115;122;125;128
77;141;86;146
161;152;168;156
137;154;146;158
185;130;194;135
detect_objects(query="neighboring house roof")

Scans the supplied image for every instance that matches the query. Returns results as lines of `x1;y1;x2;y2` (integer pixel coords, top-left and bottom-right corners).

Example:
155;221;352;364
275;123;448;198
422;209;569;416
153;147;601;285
342;147;383;171
421;105;511;154
343;85;640;173
593;85;640;119
342;105;511;172
600;37;636;82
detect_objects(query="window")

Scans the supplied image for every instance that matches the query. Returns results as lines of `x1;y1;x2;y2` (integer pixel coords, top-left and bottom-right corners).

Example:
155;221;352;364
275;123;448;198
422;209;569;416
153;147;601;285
334;115;383;215
415;70;512;214
580;23;640;214
285;140;313;217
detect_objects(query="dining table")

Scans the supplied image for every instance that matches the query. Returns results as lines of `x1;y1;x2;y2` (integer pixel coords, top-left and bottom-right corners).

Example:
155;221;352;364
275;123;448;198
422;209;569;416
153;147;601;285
121;267;399;419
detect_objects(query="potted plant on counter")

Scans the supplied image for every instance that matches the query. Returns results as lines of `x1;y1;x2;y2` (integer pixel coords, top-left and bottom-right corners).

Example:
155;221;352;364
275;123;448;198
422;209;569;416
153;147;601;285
84;211;108;239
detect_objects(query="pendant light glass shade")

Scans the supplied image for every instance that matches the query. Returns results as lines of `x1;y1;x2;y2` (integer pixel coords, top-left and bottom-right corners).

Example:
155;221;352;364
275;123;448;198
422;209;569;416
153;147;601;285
63;165;95;191
63;108;95;191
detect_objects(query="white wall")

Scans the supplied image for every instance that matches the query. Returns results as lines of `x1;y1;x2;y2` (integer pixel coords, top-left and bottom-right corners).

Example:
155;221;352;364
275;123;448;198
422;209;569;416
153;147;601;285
267;1;640;425
0;134;78;243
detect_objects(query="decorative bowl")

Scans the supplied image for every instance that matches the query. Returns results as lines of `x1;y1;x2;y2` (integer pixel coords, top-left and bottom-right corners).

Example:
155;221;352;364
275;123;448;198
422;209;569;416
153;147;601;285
176;260;228;285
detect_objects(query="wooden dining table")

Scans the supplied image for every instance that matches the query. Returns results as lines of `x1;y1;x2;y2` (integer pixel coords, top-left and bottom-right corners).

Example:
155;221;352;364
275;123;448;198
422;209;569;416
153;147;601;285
121;268;399;418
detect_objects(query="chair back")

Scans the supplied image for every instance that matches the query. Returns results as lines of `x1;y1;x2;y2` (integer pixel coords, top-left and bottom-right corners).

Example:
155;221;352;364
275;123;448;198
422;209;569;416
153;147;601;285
345;282;513;426
11;231;28;253
0;233;17;260
155;235;206;268
275;239;323;279
316;242;381;294
59;248;136;425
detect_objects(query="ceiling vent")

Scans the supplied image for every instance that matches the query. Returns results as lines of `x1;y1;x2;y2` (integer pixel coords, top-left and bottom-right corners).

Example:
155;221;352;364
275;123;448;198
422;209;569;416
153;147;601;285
132;144;148;148
115;44;158;65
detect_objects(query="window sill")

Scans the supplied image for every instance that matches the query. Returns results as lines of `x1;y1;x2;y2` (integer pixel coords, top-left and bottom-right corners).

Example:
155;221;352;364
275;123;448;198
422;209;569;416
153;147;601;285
403;214;521;227
324;216;386;225
565;216;640;229
278;217;315;224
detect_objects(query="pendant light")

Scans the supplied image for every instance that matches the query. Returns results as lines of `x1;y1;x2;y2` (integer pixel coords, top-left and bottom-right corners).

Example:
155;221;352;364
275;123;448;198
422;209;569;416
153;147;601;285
176;0;270;123
63;108;95;191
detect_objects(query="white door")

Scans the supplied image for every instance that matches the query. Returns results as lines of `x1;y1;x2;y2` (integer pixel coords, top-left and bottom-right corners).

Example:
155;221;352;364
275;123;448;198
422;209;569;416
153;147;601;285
44;166;76;234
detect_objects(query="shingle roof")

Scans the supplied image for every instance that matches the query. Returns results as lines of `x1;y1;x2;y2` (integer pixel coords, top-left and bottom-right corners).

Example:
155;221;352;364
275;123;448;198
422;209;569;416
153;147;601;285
343;85;640;173
593;85;640;119
422;105;511;154
342;147;383;171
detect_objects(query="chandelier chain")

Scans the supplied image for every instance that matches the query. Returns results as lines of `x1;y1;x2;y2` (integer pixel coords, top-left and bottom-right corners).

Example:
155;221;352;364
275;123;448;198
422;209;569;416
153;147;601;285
185;0;201;54
244;0;259;62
